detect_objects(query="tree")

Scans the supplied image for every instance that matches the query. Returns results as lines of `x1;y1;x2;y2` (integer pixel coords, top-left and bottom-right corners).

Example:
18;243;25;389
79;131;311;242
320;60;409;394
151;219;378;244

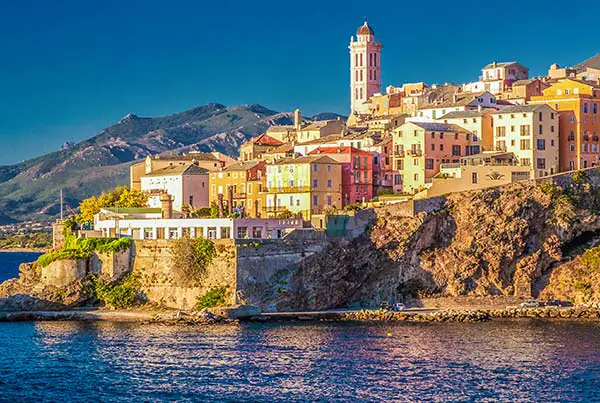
76;186;148;223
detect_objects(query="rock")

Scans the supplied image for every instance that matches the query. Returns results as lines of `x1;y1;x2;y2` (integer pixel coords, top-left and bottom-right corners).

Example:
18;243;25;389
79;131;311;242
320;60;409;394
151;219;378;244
208;304;260;319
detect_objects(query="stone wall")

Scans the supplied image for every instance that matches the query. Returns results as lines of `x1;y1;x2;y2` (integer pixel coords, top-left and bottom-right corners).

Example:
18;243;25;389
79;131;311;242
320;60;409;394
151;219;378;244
131;239;237;310
40;259;87;288
89;249;131;281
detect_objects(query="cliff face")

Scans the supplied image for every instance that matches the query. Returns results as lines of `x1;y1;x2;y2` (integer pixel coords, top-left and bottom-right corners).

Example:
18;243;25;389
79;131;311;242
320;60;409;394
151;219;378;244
277;169;600;310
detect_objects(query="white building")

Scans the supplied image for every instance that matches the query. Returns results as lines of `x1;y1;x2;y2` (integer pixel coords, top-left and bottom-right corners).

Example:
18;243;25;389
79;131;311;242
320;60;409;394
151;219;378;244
411;91;499;121
463;61;529;95
141;163;209;212
349;21;382;115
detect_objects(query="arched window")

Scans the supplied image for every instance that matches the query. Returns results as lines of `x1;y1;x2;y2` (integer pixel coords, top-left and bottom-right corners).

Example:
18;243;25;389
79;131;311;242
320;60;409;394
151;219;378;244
355;53;358;67
360;70;363;81
360;53;363;66
369;53;373;67
374;53;377;67
355;70;358;81
360;88;363;99
374;70;377;81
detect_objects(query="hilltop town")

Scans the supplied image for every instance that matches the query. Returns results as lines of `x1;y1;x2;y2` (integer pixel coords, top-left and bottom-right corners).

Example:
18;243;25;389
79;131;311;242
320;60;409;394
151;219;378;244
84;21;600;241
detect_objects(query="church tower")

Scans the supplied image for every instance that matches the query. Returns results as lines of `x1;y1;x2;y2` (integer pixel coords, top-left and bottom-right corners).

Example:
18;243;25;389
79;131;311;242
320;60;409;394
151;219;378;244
349;21;382;115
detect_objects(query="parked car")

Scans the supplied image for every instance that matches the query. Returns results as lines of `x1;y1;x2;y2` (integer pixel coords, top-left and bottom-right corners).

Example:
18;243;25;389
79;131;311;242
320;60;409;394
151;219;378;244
380;301;392;311
545;300;572;307
393;303;406;312
519;300;540;308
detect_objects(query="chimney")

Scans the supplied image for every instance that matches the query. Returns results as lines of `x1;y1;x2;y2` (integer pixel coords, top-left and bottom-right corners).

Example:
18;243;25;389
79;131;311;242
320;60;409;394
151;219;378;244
160;193;173;219
453;94;458;103
492;61;497;68
478;105;483;112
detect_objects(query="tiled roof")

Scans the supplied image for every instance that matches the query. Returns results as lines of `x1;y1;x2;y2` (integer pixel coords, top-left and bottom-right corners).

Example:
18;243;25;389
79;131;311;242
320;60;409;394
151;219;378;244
357;21;374;36
273;155;339;165
308;146;372;155
264;142;295;154
421;91;489;109
491;104;549;114
408;122;470;132
483;61;520;69
143;164;208;177
438;110;490;119
222;160;262;172
300;121;332;131
298;134;343;145
247;133;284;146
575;53;600;72
152;152;218;161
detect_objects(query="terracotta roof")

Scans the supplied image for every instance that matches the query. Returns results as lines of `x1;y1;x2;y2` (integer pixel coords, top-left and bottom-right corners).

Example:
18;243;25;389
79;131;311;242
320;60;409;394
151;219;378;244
247;133;284;146
421;91;489;109
143;164;208;177
357;22;374;36
273;155;340;165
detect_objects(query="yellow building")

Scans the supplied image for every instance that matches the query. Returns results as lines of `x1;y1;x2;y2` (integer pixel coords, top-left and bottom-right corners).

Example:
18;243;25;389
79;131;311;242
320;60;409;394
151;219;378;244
491;104;559;178
437;110;494;152
297;119;345;143
530;78;600;171
265;155;342;219
209;161;266;218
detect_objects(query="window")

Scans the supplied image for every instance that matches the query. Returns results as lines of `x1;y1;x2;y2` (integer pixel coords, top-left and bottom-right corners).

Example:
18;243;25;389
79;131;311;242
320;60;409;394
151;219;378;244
594;104;598;114
570;144;575;152
431;143;435;151
313;179;318;187
510;125;515;132
551;112;555;119
454;133;459;140
584;103;589;113
394;174;402;185
413;158;419;166
327;165;331;172
568;131;575;141
520;125;530;136
440;132;444;139
413;173;419;181
313;195;318;206
569;116;575;124
237;227;248;239
327;195;332;206
289;196;293;205
520;139;531;150
452;145;461;156
327;179;332;188
496;126;506;137
539;112;543;121
472;172;478;184
551;140;555;147
426;159;434;169
537;158;546;169
440;144;444;151
396;160;404;170
520;158;531;166
539;125;543;135
537;139;546;150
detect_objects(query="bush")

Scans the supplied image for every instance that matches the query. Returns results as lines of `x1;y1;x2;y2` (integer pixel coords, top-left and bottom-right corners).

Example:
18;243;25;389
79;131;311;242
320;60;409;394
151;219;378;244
192;207;212;218
539;182;560;197
197;286;227;310
76;237;131;253
581;247;600;272
343;203;363;211
170;237;216;283
37;248;92;268
92;274;140;309
573;170;589;184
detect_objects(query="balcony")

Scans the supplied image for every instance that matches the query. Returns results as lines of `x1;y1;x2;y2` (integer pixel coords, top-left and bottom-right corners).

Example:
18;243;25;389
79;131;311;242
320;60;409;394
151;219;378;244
265;186;312;193
406;149;423;156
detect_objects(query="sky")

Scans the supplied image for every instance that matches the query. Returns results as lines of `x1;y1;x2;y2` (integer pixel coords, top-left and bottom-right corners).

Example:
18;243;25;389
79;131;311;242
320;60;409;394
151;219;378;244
0;0;597;165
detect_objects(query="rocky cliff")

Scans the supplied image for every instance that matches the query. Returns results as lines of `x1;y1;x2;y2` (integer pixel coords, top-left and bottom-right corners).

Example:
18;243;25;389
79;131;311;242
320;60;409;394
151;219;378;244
274;169;600;310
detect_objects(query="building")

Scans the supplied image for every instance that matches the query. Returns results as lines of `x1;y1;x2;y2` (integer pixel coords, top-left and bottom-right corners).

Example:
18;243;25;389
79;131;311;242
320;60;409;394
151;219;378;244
140;163;209;212
239;133;284;162
491;104;559;177
531;78;600;171
130;152;226;191
209;161;266;218
265;155;342;219
503;78;550;103
94;206;303;240
296;119;345;143
437;110;493;153
349;21;382;115
463;61;529;94
413;91;499;121
308;146;374;205
427;152;532;197
392;121;473;193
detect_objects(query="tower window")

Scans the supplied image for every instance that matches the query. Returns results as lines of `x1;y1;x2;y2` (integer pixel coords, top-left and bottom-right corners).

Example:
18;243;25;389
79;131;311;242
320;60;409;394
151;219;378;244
360;53;363;66
369;53;373;66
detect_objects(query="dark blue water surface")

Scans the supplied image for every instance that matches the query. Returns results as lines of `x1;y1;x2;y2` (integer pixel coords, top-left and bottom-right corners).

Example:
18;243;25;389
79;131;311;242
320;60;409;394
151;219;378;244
0;252;41;282
0;319;600;402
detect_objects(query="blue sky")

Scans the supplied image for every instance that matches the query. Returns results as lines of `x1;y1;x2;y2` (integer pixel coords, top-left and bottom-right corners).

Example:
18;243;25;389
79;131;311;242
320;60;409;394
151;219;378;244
0;0;596;165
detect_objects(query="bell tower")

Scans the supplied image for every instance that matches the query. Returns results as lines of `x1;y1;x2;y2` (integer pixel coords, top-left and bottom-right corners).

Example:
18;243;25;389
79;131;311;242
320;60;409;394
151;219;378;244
349;21;382;115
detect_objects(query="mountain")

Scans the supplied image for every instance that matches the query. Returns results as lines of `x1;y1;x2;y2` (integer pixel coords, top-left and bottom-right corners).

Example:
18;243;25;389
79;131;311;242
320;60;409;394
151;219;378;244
0;103;304;224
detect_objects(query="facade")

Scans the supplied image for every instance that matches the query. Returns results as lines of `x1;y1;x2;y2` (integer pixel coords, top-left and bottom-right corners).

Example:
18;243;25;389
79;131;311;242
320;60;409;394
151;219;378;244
140;164;209;212
349;21;382;115
297;119;346;143
491;104;559;178
531;78;600;171
392;122;473;193
308;146;374;205
427;152;532;197
209;161;266;218
413;91;499;121
505;78;550;103
94;212;303;240
265;155;342;219
239;133;284;162
463;61;529;94
130;152;225;191
437;110;493;153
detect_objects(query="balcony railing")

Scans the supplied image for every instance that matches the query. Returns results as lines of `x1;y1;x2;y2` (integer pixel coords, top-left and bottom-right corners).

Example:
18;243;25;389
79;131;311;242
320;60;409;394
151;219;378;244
440;163;462;169
406;149;422;156
264;186;312;193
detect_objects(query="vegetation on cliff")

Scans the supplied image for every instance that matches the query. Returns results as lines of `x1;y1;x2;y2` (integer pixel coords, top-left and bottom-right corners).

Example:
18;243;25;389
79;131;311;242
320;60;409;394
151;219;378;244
36;234;131;268
0;232;52;249
89;274;140;309
197;286;228;310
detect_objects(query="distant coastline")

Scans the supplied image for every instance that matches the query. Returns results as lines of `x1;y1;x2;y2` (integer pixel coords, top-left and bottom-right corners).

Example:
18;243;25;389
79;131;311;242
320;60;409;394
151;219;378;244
0;248;47;253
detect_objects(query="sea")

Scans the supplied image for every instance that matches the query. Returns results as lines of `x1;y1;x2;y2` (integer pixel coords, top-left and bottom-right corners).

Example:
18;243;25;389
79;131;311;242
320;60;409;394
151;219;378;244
1;252;600;402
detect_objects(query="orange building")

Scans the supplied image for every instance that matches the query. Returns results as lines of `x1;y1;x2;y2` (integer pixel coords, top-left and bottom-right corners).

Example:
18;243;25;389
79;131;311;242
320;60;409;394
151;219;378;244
239;133;283;161
209;161;266;218
531;78;600;171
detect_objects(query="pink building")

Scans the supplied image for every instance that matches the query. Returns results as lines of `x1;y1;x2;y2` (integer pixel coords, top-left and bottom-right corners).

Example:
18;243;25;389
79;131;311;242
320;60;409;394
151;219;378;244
309;146;374;205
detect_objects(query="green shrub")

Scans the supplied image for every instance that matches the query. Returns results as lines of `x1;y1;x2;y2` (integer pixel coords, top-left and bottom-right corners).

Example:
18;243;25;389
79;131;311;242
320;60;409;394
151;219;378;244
37;248;92;268
581;247;600;272
539;182;560;197
343;203;363;211
76;237;131;253
192;207;212;218
197;286;227;310
573;170;589;184
170;237;216;283
92;274;140;309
